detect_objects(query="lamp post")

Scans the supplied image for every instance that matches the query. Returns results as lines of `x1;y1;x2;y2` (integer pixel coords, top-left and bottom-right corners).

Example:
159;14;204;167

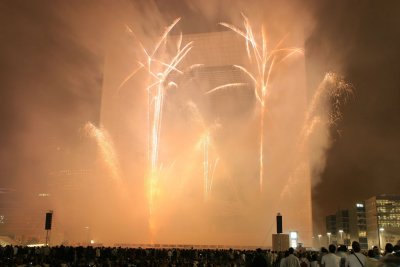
379;228;384;252
338;230;343;244
327;232;332;245
318;234;322;247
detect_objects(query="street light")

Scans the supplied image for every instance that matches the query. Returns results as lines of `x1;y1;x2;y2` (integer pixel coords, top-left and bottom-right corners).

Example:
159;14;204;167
379;228;384;252
327;232;332;245
338;230;344;244
318;234;322;247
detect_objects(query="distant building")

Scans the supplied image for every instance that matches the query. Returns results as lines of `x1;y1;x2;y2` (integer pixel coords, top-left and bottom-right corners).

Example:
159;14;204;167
349;202;368;249
325;203;367;248
336;209;351;245
326;214;337;234
365;194;400;249
326;215;337;243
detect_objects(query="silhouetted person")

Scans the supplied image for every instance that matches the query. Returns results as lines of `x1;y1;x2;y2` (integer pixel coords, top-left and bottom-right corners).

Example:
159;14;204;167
365;250;378;267
384;243;394;258
251;248;269;267
337;245;348;267
372;246;380;260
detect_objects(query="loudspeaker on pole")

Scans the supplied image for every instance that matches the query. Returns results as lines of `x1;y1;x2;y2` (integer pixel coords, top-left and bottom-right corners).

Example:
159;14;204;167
277;212;282;234
45;211;53;230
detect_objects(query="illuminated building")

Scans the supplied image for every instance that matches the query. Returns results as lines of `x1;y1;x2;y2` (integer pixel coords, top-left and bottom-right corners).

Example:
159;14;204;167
325;203;367;248
349;202;368;249
366;194;400;249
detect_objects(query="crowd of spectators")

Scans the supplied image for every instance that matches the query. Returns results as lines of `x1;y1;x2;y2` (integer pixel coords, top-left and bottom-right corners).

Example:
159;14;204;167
0;240;400;267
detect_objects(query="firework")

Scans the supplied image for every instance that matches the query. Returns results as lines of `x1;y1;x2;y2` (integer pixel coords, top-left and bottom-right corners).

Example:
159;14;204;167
206;13;302;192
300;72;353;142
200;131;220;201
280;72;353;202
84;122;121;181
121;18;193;241
188;101;220;201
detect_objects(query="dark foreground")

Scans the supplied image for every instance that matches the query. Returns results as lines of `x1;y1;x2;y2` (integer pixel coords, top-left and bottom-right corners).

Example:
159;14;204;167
1;243;400;267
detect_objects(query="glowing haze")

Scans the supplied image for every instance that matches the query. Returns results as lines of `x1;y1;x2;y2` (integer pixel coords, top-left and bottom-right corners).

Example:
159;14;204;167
0;0;353;247
90;0;350;247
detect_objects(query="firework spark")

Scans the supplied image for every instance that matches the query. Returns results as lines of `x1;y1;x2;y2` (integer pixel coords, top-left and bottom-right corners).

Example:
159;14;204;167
189;101;220;201
300;72;353;143
280;73;353;202
200;131;220;201
84;122;121;181
207;13;302;192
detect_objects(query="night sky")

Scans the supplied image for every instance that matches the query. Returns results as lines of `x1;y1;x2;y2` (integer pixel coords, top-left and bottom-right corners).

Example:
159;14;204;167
0;0;399;236
308;1;400;231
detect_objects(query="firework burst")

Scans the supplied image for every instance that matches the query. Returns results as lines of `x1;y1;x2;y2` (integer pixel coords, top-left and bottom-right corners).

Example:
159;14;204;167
300;72;353;142
120;18;193;240
206;13;302;192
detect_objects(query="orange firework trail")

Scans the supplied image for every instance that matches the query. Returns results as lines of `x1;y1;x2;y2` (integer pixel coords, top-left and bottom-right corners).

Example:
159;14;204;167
121;18;193;239
207;13;302;192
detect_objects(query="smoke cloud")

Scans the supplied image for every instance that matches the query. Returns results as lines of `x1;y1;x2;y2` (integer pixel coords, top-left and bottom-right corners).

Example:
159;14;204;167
0;0;369;247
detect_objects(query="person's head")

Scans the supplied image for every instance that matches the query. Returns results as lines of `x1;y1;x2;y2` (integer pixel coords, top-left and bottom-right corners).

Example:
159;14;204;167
288;247;295;255
368;250;375;258
321;247;328;253
311;253;318;261
329;244;336;253
385;243;394;254
352;241;361;253
338;245;348;253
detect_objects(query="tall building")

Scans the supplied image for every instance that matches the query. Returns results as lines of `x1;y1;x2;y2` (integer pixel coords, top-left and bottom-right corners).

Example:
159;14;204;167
366;194;400;249
326;215;337;242
336;209;351;245
349;202;368;249
101;28;312;246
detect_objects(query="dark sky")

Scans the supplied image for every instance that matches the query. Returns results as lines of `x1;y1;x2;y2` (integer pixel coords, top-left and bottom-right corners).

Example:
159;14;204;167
0;0;399;235
307;0;400;231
